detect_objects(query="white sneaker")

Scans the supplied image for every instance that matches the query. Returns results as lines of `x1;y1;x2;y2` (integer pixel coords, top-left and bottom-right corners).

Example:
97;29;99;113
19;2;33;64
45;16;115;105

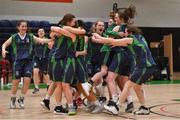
91;103;104;113
134;106;150;115
85;102;96;112
104;102;119;115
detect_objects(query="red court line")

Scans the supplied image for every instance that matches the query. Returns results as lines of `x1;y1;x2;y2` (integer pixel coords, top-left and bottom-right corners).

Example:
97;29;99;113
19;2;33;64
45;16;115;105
160;104;180;116
15;0;73;3
149;103;180;119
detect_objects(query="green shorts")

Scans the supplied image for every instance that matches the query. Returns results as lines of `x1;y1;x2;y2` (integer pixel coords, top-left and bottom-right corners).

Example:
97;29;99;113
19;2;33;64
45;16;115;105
48;59;64;82
62;57;76;84
74;56;88;84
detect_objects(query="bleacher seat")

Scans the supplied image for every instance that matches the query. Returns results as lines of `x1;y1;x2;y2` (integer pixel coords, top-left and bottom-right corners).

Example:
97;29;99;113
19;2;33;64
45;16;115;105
10;20;18;27
0;20;11;28
40;21;51;28
28;20;40;28
85;22;93;32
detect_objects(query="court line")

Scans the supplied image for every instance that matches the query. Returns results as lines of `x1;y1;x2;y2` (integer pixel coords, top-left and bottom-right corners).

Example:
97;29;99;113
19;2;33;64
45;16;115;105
160;105;180;116
103;111;137;120
149;103;180;119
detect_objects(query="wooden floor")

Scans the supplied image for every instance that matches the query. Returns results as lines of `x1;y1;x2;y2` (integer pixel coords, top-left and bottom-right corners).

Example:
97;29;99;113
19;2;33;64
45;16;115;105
0;84;180;120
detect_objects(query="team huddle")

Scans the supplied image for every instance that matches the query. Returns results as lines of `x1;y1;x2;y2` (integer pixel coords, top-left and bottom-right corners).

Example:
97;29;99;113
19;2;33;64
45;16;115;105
1;5;156;116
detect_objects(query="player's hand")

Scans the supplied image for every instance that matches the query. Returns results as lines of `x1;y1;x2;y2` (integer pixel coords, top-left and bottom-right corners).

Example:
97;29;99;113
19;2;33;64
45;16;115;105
119;32;125;37
75;52;80;57
71;34;76;42
2;50;8;58
49;31;56;39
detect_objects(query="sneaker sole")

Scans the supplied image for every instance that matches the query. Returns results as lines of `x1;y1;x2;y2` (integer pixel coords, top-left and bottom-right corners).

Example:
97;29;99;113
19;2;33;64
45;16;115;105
68;112;76;116
10;106;16;109
40;102;50;110
134;113;150;115
134;111;150;115
53;111;66;115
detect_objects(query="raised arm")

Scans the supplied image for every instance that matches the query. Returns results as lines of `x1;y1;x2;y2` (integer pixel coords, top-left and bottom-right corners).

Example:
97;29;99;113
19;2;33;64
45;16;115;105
109;38;133;47
91;33;113;44
33;35;53;44
93;33;133;46
51;26;76;42
2;37;12;58
63;26;86;35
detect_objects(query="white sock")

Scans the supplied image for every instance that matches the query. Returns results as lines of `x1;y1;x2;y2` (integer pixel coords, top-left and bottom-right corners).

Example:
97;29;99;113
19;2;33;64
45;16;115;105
127;96;133;104
45;94;51;100
116;100;120;106
112;95;119;103
56;103;62;106
35;85;39;89
68;103;73;108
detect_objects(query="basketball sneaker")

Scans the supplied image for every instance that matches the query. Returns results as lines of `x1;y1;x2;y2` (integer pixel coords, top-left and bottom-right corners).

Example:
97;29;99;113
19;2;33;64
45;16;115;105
40;99;50;110
104;101;119;115
85;102;96;112
125;102;134;113
134;106;150;115
91;103;104;113
32;88;40;94
54;106;68;115
10;97;16;109
68;106;76;116
17;97;24;109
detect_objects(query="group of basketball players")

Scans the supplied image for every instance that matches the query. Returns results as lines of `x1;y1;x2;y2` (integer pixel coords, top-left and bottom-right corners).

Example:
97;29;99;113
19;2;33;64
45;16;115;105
1;5;156;116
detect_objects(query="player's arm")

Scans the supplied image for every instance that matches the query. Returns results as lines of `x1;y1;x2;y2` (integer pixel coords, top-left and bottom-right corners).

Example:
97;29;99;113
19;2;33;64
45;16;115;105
2;37;12;58
33;35;53;44
109;38;133;47
91;33;113;44
93;33;132;46
63;26;86;35
51;26;76;42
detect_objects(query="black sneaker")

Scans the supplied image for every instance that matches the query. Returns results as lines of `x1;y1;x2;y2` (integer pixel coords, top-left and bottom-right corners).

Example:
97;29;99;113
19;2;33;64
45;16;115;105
40;99;50;110
32;88;40;94
17;97;25;109
98;97;107;103
125;102;134;113
54;106;68;115
10;97;16;109
107;100;114;106
134;106;150;115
